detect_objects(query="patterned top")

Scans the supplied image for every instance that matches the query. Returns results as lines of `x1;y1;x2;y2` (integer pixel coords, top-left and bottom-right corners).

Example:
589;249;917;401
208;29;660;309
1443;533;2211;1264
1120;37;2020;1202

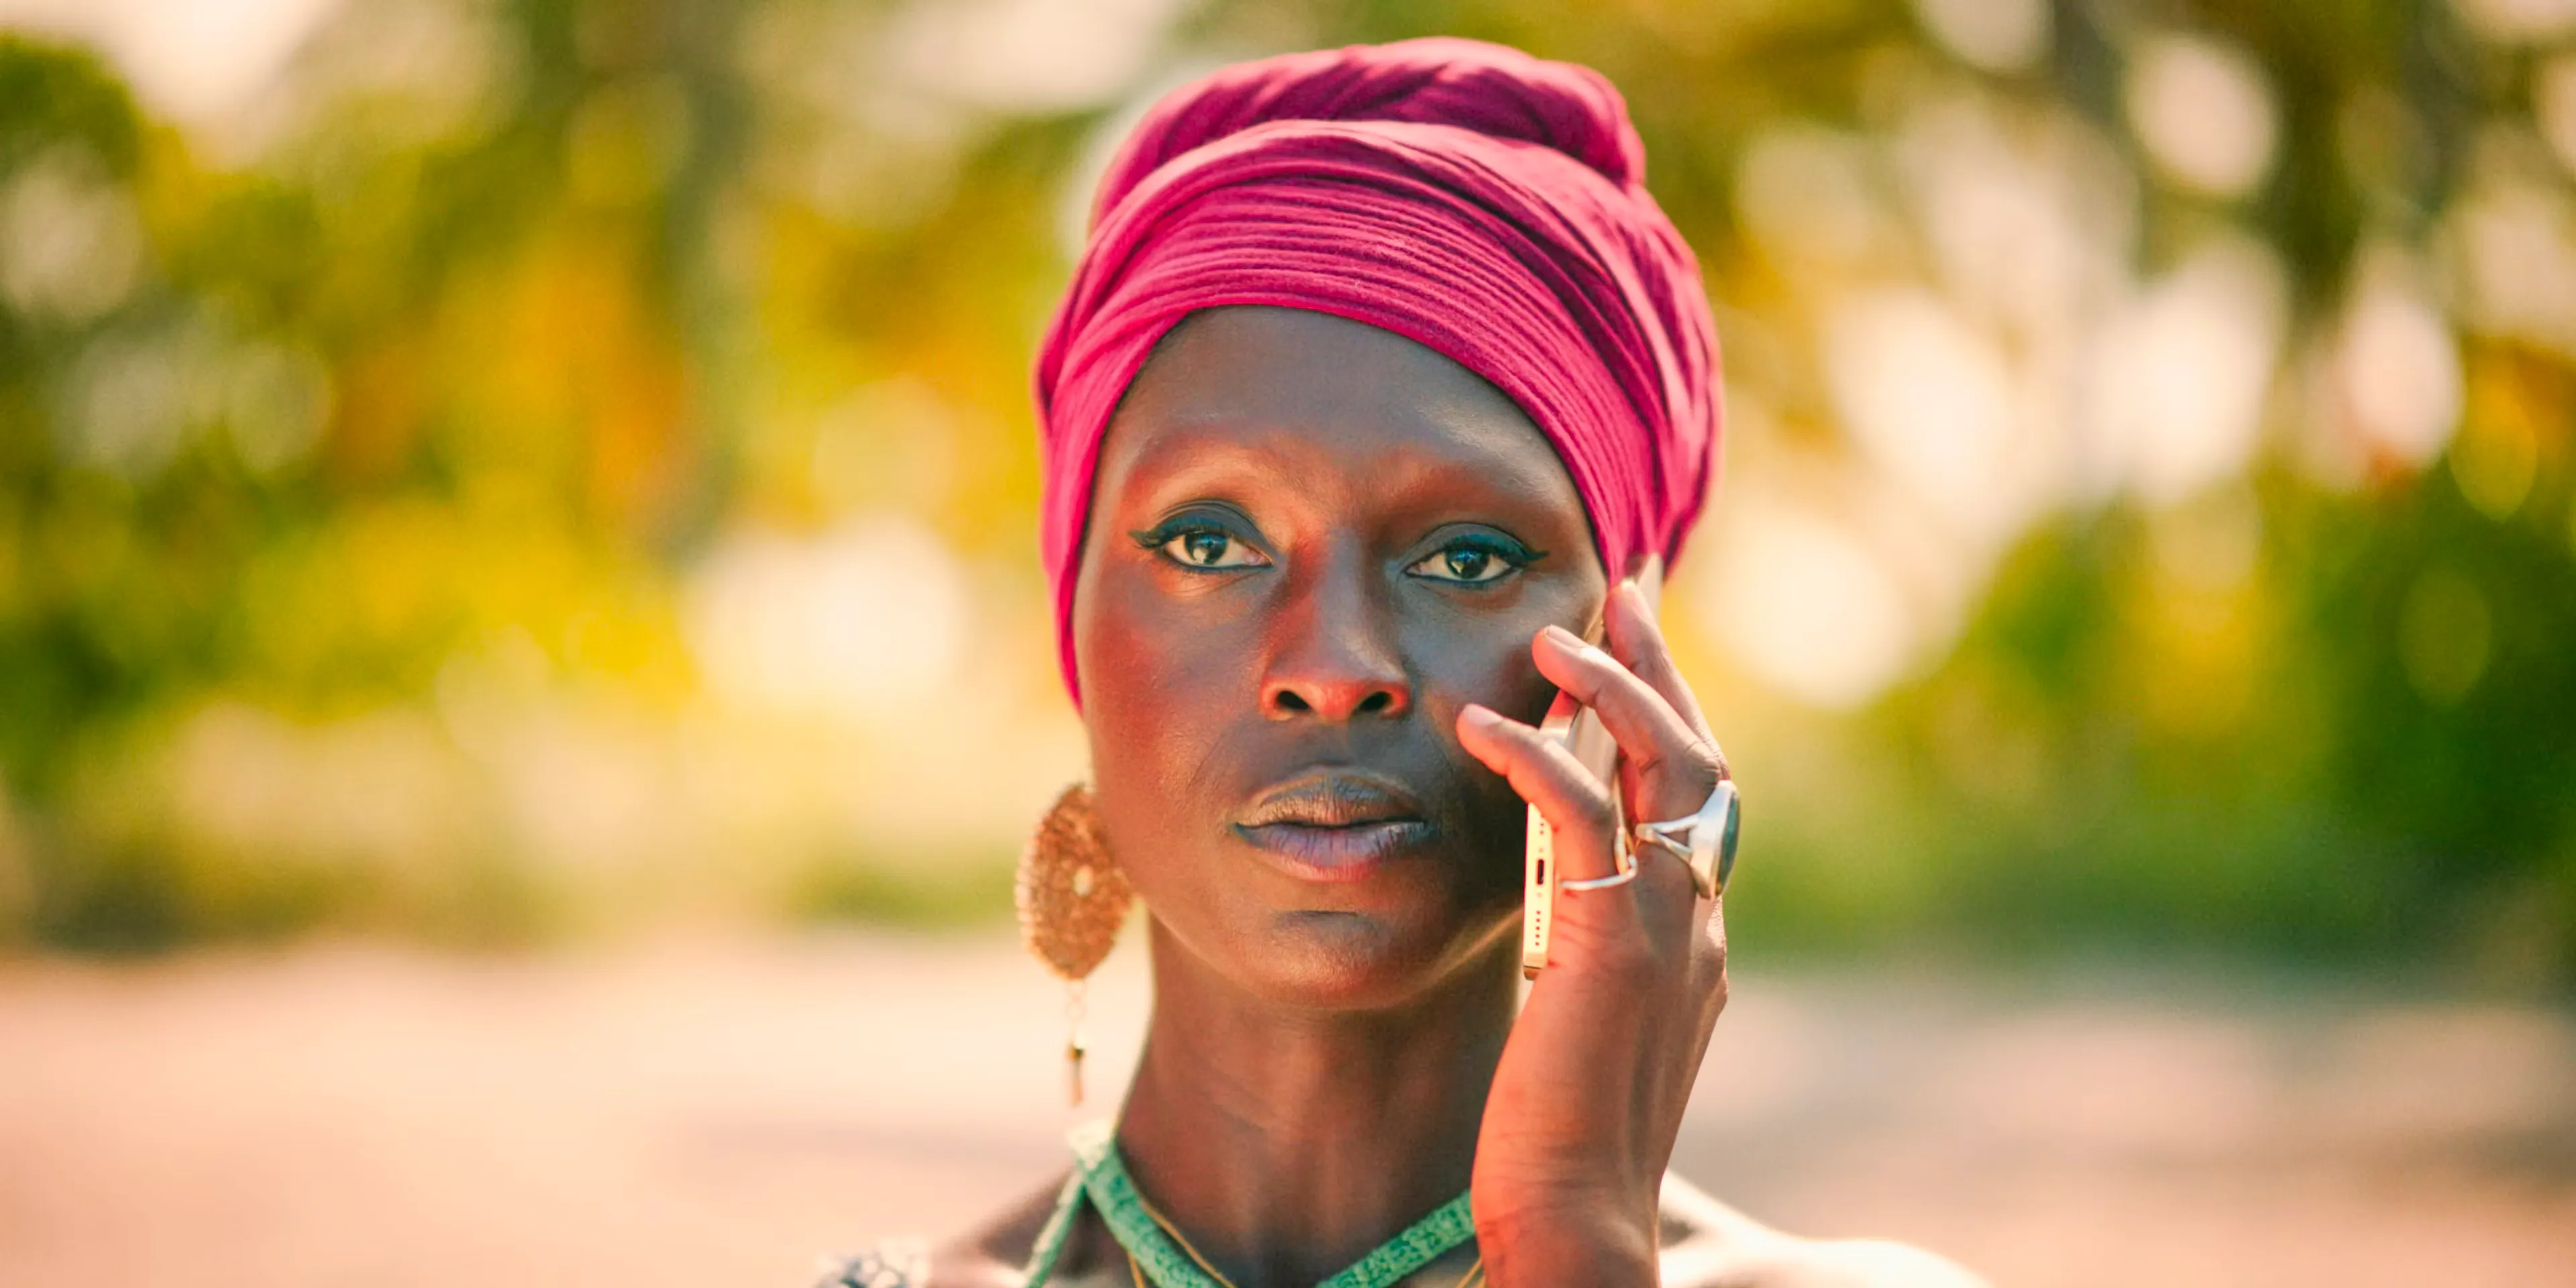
810;1148;1992;1288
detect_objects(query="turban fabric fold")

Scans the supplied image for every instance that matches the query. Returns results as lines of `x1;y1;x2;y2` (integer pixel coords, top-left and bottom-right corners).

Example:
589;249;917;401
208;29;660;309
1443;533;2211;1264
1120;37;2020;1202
1035;37;1722;706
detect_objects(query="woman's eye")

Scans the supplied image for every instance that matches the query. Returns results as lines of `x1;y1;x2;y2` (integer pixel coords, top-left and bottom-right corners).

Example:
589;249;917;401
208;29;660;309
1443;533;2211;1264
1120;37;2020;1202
1160;528;1265;570
1409;541;1522;585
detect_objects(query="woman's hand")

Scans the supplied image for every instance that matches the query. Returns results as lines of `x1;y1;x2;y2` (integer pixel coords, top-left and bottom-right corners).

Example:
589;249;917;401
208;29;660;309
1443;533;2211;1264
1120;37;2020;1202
1454;576;1733;1288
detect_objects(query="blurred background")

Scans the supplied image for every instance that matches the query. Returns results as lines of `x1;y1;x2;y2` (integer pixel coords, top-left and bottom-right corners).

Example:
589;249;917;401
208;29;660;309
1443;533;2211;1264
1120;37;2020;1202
1;0;2571;1284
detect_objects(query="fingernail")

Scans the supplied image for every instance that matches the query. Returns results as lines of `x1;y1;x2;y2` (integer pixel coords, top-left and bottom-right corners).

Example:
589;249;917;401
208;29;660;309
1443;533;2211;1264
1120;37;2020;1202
1542;625;1607;665
1459;704;1499;730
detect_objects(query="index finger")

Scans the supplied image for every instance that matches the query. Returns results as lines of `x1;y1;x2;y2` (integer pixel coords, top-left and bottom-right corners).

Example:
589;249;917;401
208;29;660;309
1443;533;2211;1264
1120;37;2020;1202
1532;625;1721;824
1606;578;1718;751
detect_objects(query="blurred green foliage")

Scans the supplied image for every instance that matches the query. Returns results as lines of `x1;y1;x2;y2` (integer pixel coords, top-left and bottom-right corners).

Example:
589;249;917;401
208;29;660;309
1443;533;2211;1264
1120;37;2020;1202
0;0;2570;983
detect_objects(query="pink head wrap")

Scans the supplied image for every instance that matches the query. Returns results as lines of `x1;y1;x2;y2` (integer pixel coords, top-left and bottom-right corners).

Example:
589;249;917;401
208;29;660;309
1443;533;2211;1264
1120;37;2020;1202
1034;37;1722;706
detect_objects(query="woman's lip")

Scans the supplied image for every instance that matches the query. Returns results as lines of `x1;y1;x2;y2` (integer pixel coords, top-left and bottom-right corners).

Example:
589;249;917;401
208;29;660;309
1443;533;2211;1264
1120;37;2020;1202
1232;820;1436;881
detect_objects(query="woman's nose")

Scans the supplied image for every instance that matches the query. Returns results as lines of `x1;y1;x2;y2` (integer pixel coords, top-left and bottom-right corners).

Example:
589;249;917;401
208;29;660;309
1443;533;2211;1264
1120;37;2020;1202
1259;566;1413;722
1264;667;1412;720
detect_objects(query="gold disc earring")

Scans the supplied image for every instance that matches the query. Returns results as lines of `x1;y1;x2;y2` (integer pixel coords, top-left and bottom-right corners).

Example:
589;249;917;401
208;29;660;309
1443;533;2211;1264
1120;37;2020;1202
1017;782;1133;1106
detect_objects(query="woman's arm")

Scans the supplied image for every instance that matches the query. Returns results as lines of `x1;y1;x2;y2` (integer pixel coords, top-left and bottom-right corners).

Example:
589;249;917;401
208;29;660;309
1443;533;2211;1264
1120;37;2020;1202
1455;576;1734;1288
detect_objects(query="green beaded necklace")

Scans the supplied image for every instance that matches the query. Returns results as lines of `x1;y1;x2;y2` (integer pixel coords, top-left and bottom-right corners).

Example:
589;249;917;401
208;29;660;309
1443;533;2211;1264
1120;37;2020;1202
1020;1122;1480;1288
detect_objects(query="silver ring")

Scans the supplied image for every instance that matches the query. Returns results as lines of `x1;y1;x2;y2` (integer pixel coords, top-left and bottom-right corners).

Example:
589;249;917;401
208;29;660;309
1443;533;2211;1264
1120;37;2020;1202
1558;829;1640;894
1558;865;1638;893
1631;779;1739;898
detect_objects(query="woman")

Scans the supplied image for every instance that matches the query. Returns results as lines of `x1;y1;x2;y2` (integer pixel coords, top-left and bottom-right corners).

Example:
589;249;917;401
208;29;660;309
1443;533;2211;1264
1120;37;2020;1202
826;38;1984;1288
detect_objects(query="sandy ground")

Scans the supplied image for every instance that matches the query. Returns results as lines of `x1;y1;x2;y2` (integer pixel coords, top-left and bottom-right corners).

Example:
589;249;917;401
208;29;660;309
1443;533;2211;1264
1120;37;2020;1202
1;932;2571;1287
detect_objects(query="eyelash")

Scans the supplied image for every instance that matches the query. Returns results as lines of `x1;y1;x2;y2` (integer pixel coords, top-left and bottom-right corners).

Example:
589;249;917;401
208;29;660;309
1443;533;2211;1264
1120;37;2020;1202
1130;519;1540;586
1134;519;1267;571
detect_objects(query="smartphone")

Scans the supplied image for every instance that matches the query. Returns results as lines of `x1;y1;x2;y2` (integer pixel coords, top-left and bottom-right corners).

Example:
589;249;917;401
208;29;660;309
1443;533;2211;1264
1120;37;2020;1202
1522;556;1664;979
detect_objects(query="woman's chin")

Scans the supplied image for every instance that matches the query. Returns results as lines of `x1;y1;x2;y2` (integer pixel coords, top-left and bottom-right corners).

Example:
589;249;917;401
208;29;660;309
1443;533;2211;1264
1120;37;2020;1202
1228;906;1516;1012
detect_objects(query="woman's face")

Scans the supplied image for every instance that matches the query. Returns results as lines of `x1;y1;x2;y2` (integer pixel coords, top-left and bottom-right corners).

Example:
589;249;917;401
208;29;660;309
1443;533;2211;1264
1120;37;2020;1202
1072;305;1607;1011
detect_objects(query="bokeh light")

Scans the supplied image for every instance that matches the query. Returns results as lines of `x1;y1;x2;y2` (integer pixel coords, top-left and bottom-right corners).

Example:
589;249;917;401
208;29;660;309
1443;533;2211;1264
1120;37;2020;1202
2;3;2574;1281
0;0;2563;977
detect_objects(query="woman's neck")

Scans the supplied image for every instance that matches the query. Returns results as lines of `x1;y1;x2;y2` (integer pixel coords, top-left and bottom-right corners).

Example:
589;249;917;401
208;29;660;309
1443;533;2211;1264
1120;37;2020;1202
1110;918;1521;1287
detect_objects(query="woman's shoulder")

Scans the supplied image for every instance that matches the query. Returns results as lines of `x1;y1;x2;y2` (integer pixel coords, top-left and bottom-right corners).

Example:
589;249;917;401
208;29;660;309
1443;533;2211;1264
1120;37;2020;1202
814;1170;1072;1288
1656;1173;1989;1288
